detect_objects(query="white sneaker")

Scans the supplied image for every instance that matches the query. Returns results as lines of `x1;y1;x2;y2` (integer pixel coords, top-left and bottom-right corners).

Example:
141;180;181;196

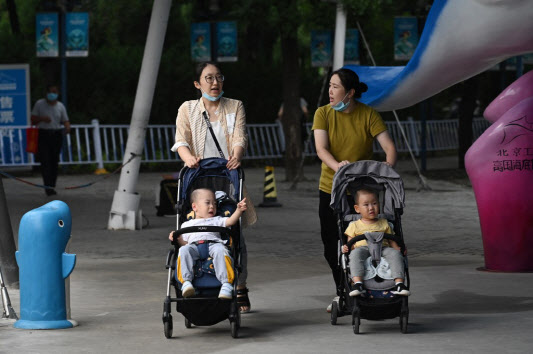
181;281;195;298
326;296;340;313
218;282;233;299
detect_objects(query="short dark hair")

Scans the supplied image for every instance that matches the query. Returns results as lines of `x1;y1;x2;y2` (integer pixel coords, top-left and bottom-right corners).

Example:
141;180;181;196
330;68;368;99
46;84;58;92
190;188;215;203
355;188;378;204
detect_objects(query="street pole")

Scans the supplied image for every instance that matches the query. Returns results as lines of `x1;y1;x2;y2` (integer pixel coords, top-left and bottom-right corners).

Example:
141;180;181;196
0;177;18;288
332;2;347;70
107;0;172;230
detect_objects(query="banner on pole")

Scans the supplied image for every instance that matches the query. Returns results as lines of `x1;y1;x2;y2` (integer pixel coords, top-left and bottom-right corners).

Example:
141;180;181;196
394;17;419;61
65;12;89;57
311;30;333;67
216;21;238;62
191;23;212;62
0;64;30;164
36;13;59;57
344;28;360;65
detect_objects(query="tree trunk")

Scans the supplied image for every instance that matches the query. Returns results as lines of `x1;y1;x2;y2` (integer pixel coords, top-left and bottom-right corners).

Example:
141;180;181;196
280;32;302;181
458;77;478;169
5;0;20;35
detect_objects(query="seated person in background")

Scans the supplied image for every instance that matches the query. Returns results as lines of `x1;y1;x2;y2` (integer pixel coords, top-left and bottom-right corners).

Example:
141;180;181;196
168;188;247;299
342;188;410;297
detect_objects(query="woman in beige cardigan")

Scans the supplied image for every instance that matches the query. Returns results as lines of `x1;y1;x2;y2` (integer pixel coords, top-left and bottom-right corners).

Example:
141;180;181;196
171;62;256;313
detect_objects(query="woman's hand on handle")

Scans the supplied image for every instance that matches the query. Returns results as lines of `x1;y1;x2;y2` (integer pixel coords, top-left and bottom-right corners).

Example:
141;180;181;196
184;156;201;168
226;155;241;170
177;146;200;168
337;160;350;171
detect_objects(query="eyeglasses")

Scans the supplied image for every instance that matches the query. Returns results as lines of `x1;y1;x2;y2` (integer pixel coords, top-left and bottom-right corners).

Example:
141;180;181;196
204;74;225;84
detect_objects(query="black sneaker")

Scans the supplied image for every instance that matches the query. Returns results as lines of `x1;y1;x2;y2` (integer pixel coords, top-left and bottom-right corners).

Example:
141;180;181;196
45;188;57;196
349;282;364;297
391;282;410;296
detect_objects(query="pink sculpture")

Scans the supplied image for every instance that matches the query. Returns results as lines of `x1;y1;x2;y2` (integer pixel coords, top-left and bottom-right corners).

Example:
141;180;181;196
465;71;533;272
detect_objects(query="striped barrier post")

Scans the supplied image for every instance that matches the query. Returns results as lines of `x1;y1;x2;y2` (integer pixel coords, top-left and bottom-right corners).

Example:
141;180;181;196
258;166;282;207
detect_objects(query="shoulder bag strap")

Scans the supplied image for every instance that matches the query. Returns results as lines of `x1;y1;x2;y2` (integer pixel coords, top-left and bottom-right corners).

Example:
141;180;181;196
202;110;226;159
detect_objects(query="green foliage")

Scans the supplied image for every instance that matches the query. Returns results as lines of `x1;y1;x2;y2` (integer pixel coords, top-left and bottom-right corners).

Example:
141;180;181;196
0;0;497;128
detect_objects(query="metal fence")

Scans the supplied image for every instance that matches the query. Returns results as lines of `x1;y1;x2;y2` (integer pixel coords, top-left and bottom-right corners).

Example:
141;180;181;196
0;117;491;168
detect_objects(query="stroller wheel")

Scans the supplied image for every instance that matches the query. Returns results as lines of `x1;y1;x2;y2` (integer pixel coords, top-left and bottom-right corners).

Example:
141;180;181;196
330;301;338;325
352;311;360;334
231;319;239;338
400;313;408;334
184;317;192;328
163;314;173;338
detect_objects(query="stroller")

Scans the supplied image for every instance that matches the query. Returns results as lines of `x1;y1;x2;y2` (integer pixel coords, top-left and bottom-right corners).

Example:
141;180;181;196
162;158;244;338
329;160;410;334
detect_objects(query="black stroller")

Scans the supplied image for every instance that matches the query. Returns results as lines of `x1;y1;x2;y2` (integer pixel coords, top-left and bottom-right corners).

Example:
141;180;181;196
329;160;410;334
162;158;244;338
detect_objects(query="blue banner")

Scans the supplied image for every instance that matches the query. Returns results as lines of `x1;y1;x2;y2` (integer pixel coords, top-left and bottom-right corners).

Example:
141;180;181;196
66;12;89;57
344;29;360;65
216;22;238;62
191;23;212;62
0;65;30;164
311;30;333;67
36;13;59;57
394;17;419;61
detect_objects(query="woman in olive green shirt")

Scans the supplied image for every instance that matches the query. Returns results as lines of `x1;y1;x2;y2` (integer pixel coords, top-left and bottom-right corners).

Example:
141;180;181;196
312;68;397;312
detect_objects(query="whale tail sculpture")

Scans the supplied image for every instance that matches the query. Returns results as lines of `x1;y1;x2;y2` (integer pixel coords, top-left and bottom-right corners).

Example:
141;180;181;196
346;0;533;112
14;200;76;329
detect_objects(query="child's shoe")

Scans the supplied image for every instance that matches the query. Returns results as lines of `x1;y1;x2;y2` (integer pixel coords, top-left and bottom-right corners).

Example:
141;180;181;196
391;282;410;296
181;281;195;298
349;282;364;297
218;282;233;299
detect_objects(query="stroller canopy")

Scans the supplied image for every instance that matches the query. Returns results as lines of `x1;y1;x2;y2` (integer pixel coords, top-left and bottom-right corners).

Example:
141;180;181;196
181;158;241;202
330;160;405;218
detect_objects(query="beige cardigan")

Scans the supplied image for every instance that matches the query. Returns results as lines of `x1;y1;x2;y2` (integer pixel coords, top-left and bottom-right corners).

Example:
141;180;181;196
172;97;256;226
171;97;247;157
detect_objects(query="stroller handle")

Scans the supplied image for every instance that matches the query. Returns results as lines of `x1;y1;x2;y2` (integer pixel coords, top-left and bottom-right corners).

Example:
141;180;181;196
346;233;404;251
170;226;232;244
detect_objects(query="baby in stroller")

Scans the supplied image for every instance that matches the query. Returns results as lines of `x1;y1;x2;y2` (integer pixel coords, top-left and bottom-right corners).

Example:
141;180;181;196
329;160;410;333
168;188;247;299
162;157;246;338
342;188;410;297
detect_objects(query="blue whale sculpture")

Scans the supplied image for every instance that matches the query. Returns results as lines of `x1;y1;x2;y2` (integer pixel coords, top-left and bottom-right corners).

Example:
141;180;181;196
346;0;533;111
14;200;76;329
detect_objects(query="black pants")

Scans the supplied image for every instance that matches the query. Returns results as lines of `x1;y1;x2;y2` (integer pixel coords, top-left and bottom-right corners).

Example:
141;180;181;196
38;129;63;188
319;190;354;294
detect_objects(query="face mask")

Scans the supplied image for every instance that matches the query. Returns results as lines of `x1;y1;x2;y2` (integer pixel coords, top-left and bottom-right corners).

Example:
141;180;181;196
47;93;58;101
331;93;349;111
202;90;224;102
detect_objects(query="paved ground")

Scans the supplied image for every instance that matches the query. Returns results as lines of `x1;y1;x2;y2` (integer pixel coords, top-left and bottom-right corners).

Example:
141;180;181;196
1;156;533;353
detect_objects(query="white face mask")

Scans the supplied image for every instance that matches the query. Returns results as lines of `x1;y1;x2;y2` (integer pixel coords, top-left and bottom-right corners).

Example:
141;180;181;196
331;93;349;111
202;89;224;102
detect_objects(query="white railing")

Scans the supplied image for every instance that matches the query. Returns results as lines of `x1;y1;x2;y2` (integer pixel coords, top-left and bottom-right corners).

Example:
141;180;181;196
0;118;491;167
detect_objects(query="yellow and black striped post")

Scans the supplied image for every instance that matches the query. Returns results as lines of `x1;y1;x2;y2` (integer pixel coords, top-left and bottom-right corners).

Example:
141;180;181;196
258;166;282;207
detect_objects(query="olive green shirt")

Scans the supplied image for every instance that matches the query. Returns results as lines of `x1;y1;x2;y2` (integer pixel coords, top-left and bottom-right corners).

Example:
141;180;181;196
312;102;387;193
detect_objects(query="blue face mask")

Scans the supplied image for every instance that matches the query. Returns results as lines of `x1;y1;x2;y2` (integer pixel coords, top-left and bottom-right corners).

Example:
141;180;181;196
47;93;58;101
202;90;224;102
331;93;349;112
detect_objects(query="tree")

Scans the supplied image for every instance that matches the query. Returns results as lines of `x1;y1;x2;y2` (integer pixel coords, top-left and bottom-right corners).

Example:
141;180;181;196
273;0;304;181
5;0;20;34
